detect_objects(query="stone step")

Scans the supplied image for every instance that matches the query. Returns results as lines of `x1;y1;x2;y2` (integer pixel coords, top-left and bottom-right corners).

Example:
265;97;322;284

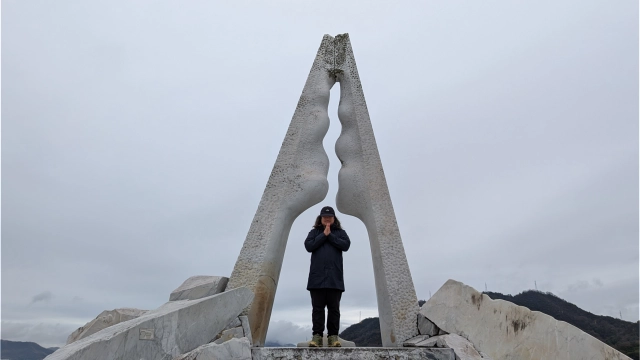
252;347;455;360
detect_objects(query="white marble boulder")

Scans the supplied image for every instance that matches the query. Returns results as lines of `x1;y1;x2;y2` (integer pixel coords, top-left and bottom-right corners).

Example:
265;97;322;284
169;275;228;301
174;337;252;360
66;308;148;344
44;287;254;360
421;279;631;360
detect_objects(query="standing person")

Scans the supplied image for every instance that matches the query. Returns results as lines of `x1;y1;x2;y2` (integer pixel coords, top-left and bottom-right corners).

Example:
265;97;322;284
304;206;351;347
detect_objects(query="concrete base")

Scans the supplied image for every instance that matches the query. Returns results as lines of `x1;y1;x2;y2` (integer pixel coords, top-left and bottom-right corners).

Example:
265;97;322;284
252;347;455;360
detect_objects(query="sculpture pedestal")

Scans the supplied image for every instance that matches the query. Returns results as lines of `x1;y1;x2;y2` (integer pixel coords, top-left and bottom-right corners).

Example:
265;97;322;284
252;347;455;360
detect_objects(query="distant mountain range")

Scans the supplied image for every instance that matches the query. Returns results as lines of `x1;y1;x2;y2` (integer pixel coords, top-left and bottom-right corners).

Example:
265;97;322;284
4;290;637;359
339;290;638;360
0;340;57;360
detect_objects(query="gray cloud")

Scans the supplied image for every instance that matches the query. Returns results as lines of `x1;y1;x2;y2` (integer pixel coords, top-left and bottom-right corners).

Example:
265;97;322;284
1;321;76;348
265;320;312;346
31;291;54;304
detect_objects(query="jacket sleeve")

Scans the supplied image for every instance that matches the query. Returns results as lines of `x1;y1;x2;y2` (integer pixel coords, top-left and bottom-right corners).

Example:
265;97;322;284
304;229;326;252
327;230;350;252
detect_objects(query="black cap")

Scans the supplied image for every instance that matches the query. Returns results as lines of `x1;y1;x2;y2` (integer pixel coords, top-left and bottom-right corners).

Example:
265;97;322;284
320;206;335;217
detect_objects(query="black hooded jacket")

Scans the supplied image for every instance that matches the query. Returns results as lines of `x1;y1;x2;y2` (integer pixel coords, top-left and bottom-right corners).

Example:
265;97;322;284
304;227;351;291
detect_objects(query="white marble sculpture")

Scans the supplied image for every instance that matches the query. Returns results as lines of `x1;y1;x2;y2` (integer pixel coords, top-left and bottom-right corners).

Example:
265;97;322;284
227;33;419;347
333;33;420;346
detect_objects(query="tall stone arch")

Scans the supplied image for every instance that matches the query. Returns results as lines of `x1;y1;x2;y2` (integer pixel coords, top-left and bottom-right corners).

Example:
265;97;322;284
227;34;419;347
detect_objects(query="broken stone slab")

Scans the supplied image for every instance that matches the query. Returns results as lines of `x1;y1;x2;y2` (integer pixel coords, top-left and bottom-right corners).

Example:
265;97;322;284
416;336;439;347
418;313;440;336
224;317;242;329
66;308;148;344
403;334;431;347
296;334;355;347
174;337;251;360
253;347;456;360
239;316;252;345
421;279;632;360
169;275;228;301
213;327;244;344
44;287;253;360
435;334;483;360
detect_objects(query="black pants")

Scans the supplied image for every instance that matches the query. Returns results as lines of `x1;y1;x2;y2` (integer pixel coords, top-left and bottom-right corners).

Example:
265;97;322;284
310;289;342;336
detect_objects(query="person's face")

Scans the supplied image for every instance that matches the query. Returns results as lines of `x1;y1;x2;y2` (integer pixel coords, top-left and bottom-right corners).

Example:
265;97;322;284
321;216;335;226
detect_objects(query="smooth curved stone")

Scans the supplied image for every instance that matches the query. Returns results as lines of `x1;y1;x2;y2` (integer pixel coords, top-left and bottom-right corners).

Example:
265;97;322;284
334;33;419;346
226;34;335;346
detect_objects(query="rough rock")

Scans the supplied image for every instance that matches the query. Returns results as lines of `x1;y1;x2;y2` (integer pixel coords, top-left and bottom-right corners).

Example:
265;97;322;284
213;327;244;344
66;308;147;344
239;316;252;345
44;287;253;360
174;337;251;360
169;275;228;301
296;334;355;347
416;337;439;347
403;334;431;347
418;313;440;336
435;334;482;360
253;347;456;360
421;279;632;360
223;317;242;330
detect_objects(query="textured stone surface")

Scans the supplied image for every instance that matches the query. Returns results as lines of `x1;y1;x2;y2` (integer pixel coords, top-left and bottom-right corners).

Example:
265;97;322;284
435;334;483;360
66;308;147;344
226;34;336;346
421;279;631;360
213;327;244;344
252;347;455;360
44;287;253;360
415;337;439;347
296;335;355;347
333;33;420;346
418;314;439;336
239;316;252;345
174;337;251;360
403;335;431;347
169;275;228;301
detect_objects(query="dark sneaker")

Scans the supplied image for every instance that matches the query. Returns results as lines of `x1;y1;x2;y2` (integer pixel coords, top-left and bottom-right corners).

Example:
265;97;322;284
327;335;341;347
309;334;323;347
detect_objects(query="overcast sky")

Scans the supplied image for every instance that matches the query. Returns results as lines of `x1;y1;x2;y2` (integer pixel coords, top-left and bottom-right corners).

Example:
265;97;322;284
2;1;638;348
